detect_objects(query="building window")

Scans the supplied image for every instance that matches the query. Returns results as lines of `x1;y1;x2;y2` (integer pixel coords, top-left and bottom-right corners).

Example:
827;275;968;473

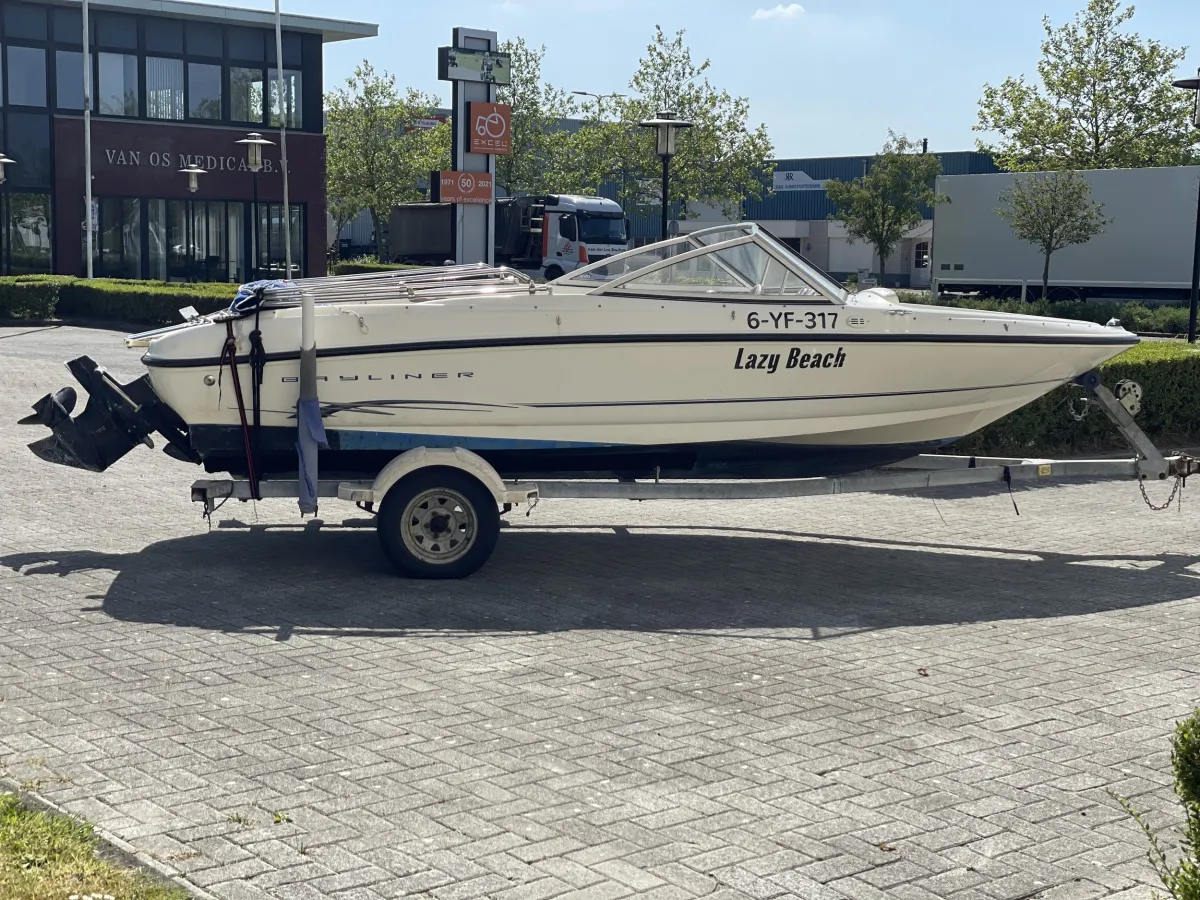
94;198;141;279
8;193;52;275
52;7;82;45
4;3;48;41
188;63;222;120
186;22;223;58
7;112;51;187
8;46;47;107
55;51;84;110
231;67;264;123
257;203;304;279
94;12;137;50
146;57;184;120
98;52;139;116
914;241;930;269
145;19;184;55
228;27;265;62
268;69;302;128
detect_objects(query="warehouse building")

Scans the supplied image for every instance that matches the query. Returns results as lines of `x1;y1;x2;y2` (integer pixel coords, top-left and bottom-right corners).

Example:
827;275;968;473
650;150;999;289
0;0;375;280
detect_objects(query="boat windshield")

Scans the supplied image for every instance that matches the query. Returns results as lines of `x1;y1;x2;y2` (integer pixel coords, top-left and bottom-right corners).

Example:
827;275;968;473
557;222;846;302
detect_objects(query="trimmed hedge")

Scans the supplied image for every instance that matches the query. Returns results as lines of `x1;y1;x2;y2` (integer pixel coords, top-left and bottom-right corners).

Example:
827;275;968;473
952;342;1200;456
0;275;236;326
898;291;1192;336
330;257;418;276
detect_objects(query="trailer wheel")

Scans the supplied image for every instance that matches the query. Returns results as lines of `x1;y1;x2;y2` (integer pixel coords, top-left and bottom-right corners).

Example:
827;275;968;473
377;469;500;579
544;264;565;281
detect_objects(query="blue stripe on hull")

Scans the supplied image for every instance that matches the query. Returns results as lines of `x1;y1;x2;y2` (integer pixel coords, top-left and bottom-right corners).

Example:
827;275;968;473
334;430;614;452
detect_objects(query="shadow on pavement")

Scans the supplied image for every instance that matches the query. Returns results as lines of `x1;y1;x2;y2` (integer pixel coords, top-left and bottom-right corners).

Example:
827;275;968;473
2;521;1198;641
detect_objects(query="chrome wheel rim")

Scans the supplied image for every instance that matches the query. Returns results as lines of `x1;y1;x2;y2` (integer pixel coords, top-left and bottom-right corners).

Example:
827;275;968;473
400;488;477;565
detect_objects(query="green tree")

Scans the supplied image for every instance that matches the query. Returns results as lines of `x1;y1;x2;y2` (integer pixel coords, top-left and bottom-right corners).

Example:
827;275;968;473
495;38;575;197
976;0;1200;171
1114;707;1200;899
824;132;946;283
552;27;773;229
996;170;1112;299
325;61;450;261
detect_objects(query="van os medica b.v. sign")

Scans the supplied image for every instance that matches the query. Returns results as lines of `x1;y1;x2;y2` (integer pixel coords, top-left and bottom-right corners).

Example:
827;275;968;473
100;148;286;174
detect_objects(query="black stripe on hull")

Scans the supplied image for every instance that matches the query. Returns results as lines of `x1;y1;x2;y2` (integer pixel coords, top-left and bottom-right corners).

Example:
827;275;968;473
144;330;1137;369
190;425;952;481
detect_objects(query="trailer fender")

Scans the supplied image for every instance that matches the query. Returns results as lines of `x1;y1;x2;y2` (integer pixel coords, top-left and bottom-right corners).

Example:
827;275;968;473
339;446;537;507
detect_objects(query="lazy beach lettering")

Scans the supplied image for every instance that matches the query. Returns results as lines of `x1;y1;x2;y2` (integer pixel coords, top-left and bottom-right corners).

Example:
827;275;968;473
734;346;846;374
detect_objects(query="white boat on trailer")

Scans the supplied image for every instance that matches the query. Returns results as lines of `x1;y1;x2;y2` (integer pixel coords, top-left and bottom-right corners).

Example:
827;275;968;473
19;223;1193;578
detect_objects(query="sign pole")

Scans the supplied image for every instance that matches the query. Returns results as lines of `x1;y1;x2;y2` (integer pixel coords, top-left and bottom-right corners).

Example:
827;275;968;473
83;0;93;278
274;0;292;279
444;29;500;265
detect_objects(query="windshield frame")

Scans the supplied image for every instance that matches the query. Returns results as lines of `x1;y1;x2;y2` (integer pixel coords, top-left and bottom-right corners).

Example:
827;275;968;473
556;222;846;303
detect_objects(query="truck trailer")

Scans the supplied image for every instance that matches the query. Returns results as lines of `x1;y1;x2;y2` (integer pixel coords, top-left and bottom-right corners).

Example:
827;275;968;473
386;194;630;279
932;166;1200;302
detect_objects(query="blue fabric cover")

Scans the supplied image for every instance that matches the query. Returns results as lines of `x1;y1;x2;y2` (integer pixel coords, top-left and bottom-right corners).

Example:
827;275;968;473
231;279;291;315
295;397;329;515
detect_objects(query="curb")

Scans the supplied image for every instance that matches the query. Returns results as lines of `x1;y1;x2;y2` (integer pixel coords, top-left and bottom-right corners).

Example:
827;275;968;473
0;318;158;333
0;776;217;900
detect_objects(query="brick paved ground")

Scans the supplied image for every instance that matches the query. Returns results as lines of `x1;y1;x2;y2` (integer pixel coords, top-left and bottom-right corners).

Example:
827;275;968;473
3;325;1200;900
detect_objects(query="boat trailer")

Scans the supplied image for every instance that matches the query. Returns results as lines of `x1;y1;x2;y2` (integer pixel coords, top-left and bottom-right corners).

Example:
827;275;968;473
190;372;1199;578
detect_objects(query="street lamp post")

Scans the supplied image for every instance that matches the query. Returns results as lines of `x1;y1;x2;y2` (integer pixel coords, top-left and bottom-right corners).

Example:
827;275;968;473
237;132;274;281
179;163;207;280
571;90;626;116
1172;69;1200;343
0;153;14;274
638;111;692;241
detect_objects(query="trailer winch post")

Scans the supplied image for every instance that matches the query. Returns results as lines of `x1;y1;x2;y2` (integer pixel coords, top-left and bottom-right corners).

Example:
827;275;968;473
1074;370;1169;480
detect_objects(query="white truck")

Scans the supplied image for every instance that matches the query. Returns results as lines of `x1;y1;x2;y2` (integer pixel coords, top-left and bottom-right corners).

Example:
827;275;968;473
494;194;629;280
932;166;1200;302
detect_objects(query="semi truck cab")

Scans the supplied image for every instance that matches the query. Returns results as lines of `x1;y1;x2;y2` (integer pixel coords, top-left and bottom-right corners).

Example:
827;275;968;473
496;194;629;280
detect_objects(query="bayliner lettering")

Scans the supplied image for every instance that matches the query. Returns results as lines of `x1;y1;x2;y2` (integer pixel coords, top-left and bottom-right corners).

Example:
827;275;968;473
281;372;474;382
734;347;846;372
746;311;837;330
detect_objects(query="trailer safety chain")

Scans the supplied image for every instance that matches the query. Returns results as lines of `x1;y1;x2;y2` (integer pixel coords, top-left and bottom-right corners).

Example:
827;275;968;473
1067;394;1091;422
1135;461;1184;512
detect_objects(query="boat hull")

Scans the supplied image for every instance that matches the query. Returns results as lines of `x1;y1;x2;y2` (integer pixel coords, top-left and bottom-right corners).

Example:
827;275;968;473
143;328;1132;479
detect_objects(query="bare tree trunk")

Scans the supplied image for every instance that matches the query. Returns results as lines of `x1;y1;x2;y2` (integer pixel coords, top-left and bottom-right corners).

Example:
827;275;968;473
878;250;888;286
370;209;385;263
1042;251;1051;301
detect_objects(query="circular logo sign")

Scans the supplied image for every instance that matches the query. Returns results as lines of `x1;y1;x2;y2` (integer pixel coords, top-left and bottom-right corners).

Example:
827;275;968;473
476;112;507;138
458;173;476;193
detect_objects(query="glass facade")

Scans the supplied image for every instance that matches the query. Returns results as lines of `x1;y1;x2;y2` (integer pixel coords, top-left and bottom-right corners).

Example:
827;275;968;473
89;196;303;282
0;0;326;279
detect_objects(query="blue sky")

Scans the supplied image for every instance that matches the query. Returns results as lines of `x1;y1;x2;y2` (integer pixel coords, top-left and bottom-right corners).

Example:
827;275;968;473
249;0;1199;159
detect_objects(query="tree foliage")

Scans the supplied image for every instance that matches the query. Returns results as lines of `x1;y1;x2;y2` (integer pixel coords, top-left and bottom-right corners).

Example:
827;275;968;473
996;170;1112;299
976;0;1200;171
325;61;450;260
824;132;946;281
495;38;575;197
549;27;774;228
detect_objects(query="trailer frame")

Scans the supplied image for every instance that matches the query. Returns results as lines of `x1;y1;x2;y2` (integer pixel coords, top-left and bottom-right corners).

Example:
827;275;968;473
189;374;1198;577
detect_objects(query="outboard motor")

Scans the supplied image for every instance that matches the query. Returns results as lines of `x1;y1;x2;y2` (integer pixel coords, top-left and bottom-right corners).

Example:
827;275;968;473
20;356;198;472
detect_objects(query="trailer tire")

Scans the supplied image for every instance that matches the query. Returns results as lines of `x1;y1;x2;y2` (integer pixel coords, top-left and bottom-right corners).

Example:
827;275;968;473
377;468;500;579
544;264;565;281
